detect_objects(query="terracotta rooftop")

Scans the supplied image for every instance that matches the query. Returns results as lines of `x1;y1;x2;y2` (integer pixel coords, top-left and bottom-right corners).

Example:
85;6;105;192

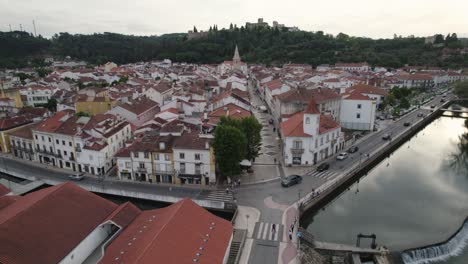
100;199;233;264
0;183;118;264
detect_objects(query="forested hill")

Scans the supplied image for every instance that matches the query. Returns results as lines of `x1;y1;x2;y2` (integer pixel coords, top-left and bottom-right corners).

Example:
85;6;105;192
1;28;467;69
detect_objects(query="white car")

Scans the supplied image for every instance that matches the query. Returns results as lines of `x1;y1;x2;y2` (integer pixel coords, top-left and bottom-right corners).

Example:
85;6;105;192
336;152;348;160
68;173;85;181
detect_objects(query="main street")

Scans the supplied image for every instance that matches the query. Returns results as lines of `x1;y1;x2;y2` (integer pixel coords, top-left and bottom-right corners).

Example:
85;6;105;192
0;89;454;264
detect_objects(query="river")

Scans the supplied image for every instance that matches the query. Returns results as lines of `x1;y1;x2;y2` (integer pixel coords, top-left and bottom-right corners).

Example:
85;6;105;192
305;115;468;263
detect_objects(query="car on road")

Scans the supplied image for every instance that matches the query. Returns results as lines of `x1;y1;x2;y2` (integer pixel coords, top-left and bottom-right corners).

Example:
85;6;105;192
403;122;411;127
281;175;302;187
68;173;84;181
259;105;268;113
348;146;359;153
440;99;446;103
316;162;330;172
336;152;348;160
268;119;274;125
430;105;436;109
382;133;391;140
417;113;424;117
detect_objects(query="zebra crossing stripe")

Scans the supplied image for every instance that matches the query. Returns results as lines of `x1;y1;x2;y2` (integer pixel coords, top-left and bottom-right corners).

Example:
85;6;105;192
257;222;264;239
273;226;279;241
262;223;269;240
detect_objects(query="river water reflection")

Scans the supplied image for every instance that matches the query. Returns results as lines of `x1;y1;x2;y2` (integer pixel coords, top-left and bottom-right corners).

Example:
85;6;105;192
305;116;468;261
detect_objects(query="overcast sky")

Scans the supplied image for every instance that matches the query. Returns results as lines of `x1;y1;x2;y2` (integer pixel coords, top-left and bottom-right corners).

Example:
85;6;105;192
1;0;467;39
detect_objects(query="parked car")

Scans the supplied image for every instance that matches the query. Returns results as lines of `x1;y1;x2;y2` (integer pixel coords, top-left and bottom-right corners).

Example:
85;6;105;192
336;152;348;160
430;105;435;109
68;173;84;181
269;119;274;125
403;122;411;127
259;105;268;113
382;133;391;140
348;146;359;153
440;99;446;103
316;162;330;172
417;113;424;117
281;175;302;187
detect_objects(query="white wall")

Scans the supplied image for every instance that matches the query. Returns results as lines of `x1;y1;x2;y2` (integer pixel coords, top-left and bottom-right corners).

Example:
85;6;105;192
340;99;376;131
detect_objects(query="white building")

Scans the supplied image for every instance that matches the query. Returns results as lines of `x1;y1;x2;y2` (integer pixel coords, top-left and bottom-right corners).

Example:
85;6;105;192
31;111;131;175
20;86;56;106
281;100;343;165
340;91;377;131
335;62;371;72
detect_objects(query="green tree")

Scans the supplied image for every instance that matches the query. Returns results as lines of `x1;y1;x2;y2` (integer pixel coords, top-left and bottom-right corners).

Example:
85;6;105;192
36;67;52;77
240;117;262;161
213;125;246;177
400;97;410;109
45;98;57;112
454;81;468;98
76;111;91;117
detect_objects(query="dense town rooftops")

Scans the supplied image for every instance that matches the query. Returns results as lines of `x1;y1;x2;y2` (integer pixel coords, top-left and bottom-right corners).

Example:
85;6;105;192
118;97;159;115
347;84;388;96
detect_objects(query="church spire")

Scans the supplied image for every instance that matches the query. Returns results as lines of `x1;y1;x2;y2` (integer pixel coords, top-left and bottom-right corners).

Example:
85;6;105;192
233;45;241;63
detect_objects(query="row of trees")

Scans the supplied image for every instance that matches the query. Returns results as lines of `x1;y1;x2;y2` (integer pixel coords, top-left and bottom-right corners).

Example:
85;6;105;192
1;29;467;69
213;116;262;177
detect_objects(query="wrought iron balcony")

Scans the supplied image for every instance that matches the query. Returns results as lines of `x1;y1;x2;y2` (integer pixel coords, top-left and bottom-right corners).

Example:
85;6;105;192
290;148;305;154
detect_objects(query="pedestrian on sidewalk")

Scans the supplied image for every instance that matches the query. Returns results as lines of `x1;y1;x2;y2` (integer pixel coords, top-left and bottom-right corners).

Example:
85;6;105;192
237;179;241;186
272;223;276;233
288;230;292;240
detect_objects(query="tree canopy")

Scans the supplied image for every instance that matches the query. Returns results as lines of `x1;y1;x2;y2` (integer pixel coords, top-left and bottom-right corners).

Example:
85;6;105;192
1;29;467;69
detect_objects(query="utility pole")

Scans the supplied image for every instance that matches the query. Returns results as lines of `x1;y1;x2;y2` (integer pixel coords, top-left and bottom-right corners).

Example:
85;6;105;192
19;24;22;31
9;24;12;32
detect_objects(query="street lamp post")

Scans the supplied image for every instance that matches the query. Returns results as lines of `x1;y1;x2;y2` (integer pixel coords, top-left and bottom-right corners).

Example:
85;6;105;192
246;214;250;238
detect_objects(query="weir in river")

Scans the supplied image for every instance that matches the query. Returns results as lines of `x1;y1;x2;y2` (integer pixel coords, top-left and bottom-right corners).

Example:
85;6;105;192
402;219;468;264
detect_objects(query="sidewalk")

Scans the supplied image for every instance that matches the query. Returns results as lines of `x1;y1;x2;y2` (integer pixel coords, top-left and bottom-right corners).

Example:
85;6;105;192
233;206;261;264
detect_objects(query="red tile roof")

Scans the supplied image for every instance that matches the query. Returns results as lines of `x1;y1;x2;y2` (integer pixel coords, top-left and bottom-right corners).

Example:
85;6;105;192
281;112;310;137
343;91;372;101
35;110;72;133
208;103;251;125
0;183;118;264
348;84;388;96
304;99;320;114
0;185;9;197
100;199;233;264
319;115;340;134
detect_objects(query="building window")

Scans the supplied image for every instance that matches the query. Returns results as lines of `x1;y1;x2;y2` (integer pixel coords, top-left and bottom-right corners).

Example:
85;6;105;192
48;137;51;142
69;142;72;147
357;104;362;109
134;152;139;158
180;153;185;159
56;139;59;144
165;154;170;161
356;113;361;119
305;117;310;124
320;137;323;146
180;163;186;173
195;164;201;174
326;135;329;142
35;135;38;140
195;153;201;160
64;151;67;156
155;153;159;160
315;139;318;148
125;162;131;168
62;140;65;145
144;152;149;159
41;136;44;141
139;163;145;169
293;141;302;149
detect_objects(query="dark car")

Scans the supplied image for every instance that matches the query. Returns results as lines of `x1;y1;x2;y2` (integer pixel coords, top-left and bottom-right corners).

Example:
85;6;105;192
403;122;411;127
430;105;436;109
348;146;359;153
316;162;330;172
281;175;302;187
440;99;446;103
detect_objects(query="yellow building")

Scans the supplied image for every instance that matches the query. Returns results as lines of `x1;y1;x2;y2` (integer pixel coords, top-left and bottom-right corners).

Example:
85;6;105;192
0;116;33;153
75;96;117;116
0;88;23;108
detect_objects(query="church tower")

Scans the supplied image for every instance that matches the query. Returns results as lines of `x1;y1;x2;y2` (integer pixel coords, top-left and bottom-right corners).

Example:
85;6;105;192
233;45;241;67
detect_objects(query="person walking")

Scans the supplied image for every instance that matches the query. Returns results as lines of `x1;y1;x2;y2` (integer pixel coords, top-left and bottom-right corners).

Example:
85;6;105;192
288;230;292;240
272;223;276;232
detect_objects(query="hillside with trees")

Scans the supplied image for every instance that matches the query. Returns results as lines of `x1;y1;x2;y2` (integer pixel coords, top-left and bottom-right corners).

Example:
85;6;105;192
1;27;467;69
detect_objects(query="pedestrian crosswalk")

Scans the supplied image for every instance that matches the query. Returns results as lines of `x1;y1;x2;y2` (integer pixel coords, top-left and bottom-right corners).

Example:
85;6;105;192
305;170;338;180
198;189;233;203
253;222;283;242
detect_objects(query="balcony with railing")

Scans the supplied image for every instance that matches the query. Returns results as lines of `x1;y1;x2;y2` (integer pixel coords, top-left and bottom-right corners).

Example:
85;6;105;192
35;148;61;158
155;169;173;175
290;147;305;154
137;167;147;173
12;144;34;154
